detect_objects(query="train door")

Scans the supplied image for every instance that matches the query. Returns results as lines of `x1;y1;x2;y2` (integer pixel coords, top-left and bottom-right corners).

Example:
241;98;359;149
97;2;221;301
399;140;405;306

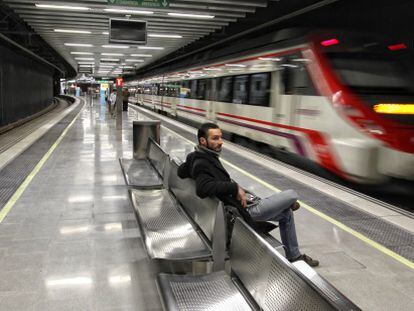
271;56;300;150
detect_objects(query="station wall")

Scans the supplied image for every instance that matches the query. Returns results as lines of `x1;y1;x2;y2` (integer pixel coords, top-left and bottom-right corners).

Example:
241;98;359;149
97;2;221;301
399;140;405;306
0;43;54;127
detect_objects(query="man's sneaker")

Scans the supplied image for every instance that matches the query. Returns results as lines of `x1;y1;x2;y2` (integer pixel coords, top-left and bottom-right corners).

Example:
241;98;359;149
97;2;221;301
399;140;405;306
290;202;300;211
290;254;319;267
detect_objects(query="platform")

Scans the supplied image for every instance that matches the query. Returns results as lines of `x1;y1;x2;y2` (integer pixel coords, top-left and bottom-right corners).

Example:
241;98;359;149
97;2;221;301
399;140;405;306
0;97;412;310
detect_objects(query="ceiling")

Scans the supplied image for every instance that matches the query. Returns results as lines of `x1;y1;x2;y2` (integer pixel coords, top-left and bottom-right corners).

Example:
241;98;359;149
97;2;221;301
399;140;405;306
4;0;273;78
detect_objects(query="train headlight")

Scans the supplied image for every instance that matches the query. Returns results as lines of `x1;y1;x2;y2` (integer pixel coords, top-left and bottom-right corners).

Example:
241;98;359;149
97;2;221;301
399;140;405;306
373;104;414;115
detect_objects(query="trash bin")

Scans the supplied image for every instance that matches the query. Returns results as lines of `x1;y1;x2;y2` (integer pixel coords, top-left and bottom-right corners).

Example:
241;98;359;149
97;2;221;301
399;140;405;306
133;120;161;159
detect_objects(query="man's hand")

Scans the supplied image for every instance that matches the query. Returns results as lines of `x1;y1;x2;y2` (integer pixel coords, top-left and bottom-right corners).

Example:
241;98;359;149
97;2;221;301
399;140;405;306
237;186;247;209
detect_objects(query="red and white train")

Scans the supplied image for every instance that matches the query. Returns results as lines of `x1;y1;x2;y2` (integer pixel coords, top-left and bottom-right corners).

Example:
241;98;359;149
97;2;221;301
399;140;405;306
127;30;414;184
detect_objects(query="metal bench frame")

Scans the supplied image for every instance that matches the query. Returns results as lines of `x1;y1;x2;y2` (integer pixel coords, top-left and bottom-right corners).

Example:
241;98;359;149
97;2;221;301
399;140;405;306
120;137;168;189
129;157;227;272
157;218;361;311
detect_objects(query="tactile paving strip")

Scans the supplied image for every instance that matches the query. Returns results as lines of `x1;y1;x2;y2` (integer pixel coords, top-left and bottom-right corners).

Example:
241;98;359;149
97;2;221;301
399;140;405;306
0;102;83;211
134;107;414;263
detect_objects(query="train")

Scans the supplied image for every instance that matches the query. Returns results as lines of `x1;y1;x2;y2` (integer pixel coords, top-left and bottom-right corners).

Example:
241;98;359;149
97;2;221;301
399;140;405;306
126;29;414;184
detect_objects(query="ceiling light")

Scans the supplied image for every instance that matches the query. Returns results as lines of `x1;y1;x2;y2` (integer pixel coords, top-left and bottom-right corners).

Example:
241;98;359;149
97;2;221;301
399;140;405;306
70;52;93;55
65;43;93;47
167;12;214;19
203;67;222;71
138;46;164;50
100;58;119;61
148;34;182;38
102;45;129;49
225;64;246;67
101;53;124;56
54;29;91;34
130;54;152;57
78;62;95;64
102;32;109;35
79;64;94;67
104;8;153;15
99;65;114;68
258;57;281;61
35;4;90;11
125;59;145;62
75;57;94;60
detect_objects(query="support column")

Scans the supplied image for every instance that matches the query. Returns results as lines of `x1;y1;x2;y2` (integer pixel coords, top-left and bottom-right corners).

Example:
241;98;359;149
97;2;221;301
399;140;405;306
116;85;123;130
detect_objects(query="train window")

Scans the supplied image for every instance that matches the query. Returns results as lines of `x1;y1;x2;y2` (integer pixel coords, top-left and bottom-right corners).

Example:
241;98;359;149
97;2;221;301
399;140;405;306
233;75;249;104
217;76;233;102
282;56;317;96
181;80;191;98
249;73;270;106
190;80;198;99
205;78;218;101
196;79;207;100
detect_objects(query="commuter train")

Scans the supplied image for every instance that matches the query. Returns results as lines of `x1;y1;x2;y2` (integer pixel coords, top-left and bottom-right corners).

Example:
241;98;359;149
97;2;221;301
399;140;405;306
127;29;414;184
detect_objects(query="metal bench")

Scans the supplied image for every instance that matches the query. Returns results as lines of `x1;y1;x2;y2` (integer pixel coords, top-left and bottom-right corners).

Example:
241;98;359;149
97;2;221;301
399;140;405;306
157;217;361;311
120;137;167;189
129;158;226;270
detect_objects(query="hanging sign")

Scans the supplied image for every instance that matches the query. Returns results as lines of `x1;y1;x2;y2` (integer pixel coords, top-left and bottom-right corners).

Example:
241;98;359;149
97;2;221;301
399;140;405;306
107;0;169;8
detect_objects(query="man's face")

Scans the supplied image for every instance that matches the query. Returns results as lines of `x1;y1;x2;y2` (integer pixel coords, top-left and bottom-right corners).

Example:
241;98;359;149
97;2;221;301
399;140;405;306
202;128;223;152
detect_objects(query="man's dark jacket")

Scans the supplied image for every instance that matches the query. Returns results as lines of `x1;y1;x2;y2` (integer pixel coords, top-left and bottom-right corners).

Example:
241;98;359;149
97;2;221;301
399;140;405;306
177;147;239;207
177;147;276;234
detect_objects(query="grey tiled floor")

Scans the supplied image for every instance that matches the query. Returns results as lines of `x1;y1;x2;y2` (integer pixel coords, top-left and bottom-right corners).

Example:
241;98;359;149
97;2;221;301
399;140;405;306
0;99;162;311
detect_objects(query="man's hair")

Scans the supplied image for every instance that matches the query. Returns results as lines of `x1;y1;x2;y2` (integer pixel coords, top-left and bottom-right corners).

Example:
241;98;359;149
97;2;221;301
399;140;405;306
197;123;220;143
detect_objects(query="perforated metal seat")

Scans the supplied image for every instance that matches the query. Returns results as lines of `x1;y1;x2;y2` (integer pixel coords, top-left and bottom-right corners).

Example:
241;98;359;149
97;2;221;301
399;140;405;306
120;138;168;189
120;158;163;189
157;272;253;311
130;188;211;261
157;218;359;311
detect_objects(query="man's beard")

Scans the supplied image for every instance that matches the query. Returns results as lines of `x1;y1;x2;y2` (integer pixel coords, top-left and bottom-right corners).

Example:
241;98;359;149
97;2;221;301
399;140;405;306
206;142;222;153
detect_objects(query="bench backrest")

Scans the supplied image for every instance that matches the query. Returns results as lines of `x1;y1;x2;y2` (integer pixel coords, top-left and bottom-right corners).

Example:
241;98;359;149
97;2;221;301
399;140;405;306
230;218;335;311
146;138;168;178
168;159;220;242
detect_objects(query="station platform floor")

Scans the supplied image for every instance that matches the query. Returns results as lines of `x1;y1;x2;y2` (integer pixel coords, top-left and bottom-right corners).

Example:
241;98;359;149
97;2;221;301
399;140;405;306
0;96;413;310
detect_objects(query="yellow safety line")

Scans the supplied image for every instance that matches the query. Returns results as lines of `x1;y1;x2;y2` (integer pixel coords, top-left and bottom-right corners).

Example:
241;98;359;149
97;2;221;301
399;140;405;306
0;105;84;224
162;125;414;270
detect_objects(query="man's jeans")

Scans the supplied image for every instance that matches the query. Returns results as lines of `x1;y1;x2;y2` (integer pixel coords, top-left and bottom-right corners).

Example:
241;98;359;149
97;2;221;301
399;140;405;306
247;189;301;260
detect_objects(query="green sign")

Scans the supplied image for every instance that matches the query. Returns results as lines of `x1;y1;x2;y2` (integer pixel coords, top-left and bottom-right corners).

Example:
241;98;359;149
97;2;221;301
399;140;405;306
107;0;169;8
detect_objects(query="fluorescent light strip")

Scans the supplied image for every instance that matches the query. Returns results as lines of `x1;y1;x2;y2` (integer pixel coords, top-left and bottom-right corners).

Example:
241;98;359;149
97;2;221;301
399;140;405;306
102;32;109;35
65;43;93;47
225;64;246;67
130;54;152;57
70;52;93;55
138;46;164;50
167;12;214;19
102;45;129;49
78;62;95;64
258;57;281;61
100;58;119;61
104;8;153;15
75;57;94;60
101;53;124;56
148;34;182;38
125;59;144;62
54;29;91;34
35;4;90;11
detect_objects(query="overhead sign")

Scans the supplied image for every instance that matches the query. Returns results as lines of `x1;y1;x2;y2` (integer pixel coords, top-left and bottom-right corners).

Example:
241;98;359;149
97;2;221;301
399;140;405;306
107;0;169;8
116;77;124;87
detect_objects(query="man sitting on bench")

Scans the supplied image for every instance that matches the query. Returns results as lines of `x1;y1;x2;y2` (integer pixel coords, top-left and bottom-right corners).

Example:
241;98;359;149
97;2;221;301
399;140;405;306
178;122;319;267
